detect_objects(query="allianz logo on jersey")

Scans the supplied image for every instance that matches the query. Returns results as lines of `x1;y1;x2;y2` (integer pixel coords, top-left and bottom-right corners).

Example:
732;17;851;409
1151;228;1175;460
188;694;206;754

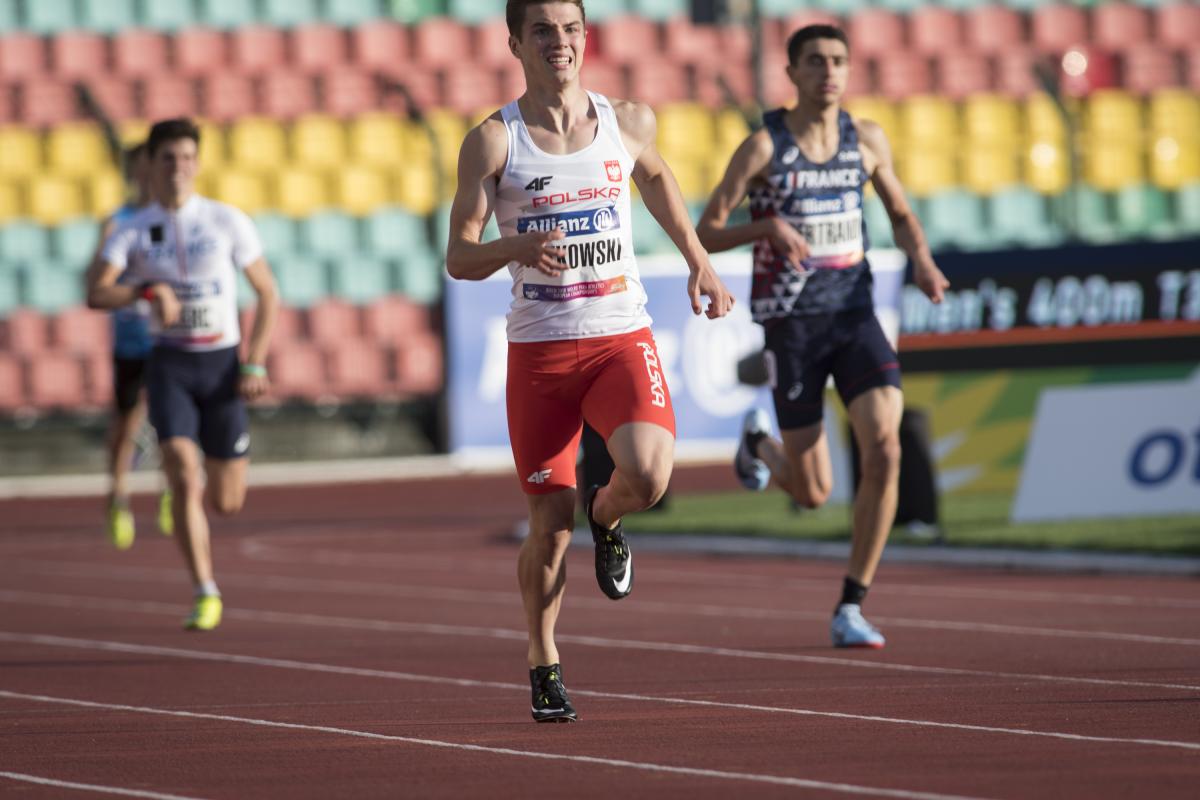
784;191;860;216
769;167;861;190
517;206;621;237
171;280;221;300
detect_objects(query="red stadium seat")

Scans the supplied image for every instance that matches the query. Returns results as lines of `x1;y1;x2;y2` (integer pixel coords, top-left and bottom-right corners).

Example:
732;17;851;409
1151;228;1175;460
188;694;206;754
626;60;689;107
664;17;720;67
0;354;23;411
965;5;1025;56
778;12;837;52
876;52;933;101
175;28;229;78
141;75;197;120
579;61;624;102
85;76;137;122
26;353;87;410
0;33;48;83
326;340;392;398
113;29;170;78
231;25;287;77
242;304;303;354
1155;2;1200;52
362;294;431;344
0;87;12;124
291;23;349;75
718;24;753;65
936;51;993;100
1188;48;1200;93
694;61;753;108
52;306;112;356
498;63;527;104
1122;44;1181;95
351;21;410;78
1059;46;1119;97
392;332;443;395
3;309;51;356
596;16;659;66
844;56;872;98
200;73;255;122
473;18;516;70
995;49;1042;99
847;9;906;59
267;341;328;401
259;72;318;120
16;79;77;127
1092;2;1150;54
52;31;110;81
320;68;378;118
305;299;363;347
1031;4;1088;55
413;18;471;70
441;65;501;115
909;6;963;57
83;351;113;408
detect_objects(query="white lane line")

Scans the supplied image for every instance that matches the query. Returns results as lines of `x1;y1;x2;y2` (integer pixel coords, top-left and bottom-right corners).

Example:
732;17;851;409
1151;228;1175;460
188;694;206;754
12;561;1200;648
0;771;206;800
3;631;1200;753
0;690;992;800
3;588;1200;695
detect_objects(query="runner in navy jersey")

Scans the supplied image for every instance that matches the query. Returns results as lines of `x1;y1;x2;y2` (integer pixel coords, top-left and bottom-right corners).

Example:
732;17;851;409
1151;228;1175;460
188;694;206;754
698;25;949;649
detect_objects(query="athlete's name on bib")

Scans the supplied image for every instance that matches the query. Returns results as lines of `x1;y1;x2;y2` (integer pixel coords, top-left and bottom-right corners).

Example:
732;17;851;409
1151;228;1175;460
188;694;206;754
517;206;620;238
549;236;624;270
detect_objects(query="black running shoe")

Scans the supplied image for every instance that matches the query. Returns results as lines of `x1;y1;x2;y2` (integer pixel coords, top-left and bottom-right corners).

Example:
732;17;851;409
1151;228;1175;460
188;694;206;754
585;484;634;601
530;663;577;723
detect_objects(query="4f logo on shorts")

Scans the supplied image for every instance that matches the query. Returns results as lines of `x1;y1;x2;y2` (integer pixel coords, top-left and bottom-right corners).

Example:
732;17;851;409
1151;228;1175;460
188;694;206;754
637;342;667;409
527;469;552;484
604;160;622;182
525;176;552;191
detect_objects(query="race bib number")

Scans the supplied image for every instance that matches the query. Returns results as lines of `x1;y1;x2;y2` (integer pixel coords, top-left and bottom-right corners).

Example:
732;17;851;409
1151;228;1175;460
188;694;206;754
163;296;224;340
796;209;864;268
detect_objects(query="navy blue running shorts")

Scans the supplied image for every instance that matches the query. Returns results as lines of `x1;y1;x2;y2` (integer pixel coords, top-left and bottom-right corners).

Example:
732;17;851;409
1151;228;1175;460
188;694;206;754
763;306;902;430
112;356;147;413
146;346;249;459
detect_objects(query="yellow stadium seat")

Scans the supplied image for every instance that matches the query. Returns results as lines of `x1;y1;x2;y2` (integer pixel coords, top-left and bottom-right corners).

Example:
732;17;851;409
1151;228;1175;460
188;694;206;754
395;163;438;216
0;179;21;220
844;96;899;147
422;109;468;176
197;120;225;170
899;96;959;150
47;123;112;177
667;157;708;201
291;115;348;171
963;147;1020;195
0;127;42;178
657;102;715;162
335;165;390;216
1024;93;1069;143
119;120;149;148
212;170;269;215
963;95;1021;148
349;113;405;168
1084;90;1142;143
1024;139;1070;194
1083;138;1144;191
29;175;85;225
88;169;126;217
228;118;288;173
275;168;330;217
1149;89;1200;140
896;148;956;197
1150;135;1200;189
714;107;752;147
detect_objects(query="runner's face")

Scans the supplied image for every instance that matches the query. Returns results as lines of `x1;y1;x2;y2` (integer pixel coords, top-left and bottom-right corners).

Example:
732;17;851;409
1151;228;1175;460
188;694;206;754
788;38;850;107
513;3;586;85
152;138;198;201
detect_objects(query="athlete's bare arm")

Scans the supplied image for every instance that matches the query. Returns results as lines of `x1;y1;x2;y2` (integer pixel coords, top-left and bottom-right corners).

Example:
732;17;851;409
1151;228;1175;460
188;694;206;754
614;100;733;319
696;129;810;267
240;257;278;399
87;262;180;326
83;215;119;290
445;116;566;281
856;118;948;304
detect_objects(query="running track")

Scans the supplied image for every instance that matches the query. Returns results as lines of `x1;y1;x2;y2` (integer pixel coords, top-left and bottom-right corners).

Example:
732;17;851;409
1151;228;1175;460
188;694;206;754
1;469;1198;799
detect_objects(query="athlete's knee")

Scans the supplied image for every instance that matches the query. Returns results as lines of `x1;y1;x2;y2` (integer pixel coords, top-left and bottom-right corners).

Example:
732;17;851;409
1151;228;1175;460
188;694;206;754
859;434;901;484
623;465;671;511
789;478;831;509
208;493;244;516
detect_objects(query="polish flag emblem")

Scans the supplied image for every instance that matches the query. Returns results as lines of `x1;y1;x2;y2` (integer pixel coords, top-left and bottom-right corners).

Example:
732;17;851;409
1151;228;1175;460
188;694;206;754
604;160;622;182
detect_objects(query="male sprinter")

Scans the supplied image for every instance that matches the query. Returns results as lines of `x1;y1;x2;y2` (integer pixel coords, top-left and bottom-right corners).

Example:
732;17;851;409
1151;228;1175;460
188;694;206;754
698;25;949;648
446;0;733;721
85;143;173;549
88;118;278;631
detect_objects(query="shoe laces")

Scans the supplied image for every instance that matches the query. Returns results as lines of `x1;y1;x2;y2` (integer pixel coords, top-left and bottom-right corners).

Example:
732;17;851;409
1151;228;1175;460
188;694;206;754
598;526;627;564
534;666;569;707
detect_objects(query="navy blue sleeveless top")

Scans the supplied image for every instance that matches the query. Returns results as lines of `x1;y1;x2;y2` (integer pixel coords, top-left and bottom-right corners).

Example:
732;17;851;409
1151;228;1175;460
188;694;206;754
747;109;873;323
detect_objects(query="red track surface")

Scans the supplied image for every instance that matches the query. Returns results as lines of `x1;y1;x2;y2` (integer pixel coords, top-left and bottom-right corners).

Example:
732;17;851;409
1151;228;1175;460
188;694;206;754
2;471;1199;799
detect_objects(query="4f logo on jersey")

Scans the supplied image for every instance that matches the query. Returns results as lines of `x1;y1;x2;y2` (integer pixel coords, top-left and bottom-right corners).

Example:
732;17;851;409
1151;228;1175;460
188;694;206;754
604;160;622;182
524;176;552;191
526;469;552;484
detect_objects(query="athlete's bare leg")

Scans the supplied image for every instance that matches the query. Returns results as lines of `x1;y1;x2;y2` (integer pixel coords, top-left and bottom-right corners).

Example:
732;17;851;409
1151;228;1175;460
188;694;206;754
107;398;145;503
205;457;248;516
518;489;574;667
588;421;674;528
159;437;214;587
762;422;834;509
844;386;903;586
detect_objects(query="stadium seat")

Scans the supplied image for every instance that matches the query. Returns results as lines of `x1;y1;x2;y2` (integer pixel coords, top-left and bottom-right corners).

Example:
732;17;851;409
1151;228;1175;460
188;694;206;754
51;31;110;81
362;293;431;343
994;49;1041;99
862;195;894;249
323;0;384;27
963;147;1019;195
0;33;48;83
936;52;992;100
320;69;379;118
50;218;101;265
363;207;430;257
26;353;88;409
301;211;361;258
1084;139;1144;191
326;339;392;398
0;220;49;262
1122;44;1181;95
259;72;319;120
657;103;715;163
228;118;288;172
290;115;347;170
0;127;42;178
17;80;78;127
267;341;328;401
964;4;1024;56
844;97;899;145
175;27;229;77
1154;2;1200;52
200;73;255;122
262;0;320;27
395;163;438;215
292;23;349;74
847;8;906;58
0;183;19;222
1025;93;1069;143
1149;89;1200;140
1093;2;1150;53
231;25;287;76
597;16;660;65
84;76;137;123
1176;182;1200;235
1024;140;1070;195
275;168;331;218
920;189;994;251
141;0;197;30
876;53;933;101
241;304;303;347
349;113;405;167
899;96;959;150
1085;90;1143;143
1068;186;1120;244
113;29;170;78
963;94;1020;147
141;75;197;121
896;148;956;197
627;61;689;108
335;165;391;216
82;351;113;408
22;261;84;312
0;307;49;354
988;187;1065;248
52;306;111;356
253;213;299;257
392;332;443;395
197;121;225;169
909;6;963;56
351;20;410;77
663;17;721;67
579;62;625;103
200;0;259;29
212;171;269;215
1031;3;1088;54
0;354;21;410
273;255;329;308
28;176;85;226
22;0;78;34
468;17;513;69
329;255;392;303
441;65;502;115
631;0;687;21
413;18;470;69
1151;132;1200;189
394;250;443;303
87;170;126;218
1115;184;1176;240
305;298;363;346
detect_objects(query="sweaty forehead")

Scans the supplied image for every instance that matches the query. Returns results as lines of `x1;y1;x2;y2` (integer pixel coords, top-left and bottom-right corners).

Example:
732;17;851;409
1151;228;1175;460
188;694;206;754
523;2;584;30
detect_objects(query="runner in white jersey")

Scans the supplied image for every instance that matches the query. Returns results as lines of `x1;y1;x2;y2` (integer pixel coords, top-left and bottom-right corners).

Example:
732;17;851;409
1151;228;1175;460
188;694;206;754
88;118;280;632
446;0;733;723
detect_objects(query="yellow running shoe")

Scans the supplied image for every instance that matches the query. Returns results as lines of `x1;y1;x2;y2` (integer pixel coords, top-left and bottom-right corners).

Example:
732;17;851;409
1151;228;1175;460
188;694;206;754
184;595;223;631
158;490;174;536
107;503;135;551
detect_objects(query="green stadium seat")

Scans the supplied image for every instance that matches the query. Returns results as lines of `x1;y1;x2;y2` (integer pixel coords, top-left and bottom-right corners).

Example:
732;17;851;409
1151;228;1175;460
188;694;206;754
21;263;83;312
583;1;629;22
395;251;443;305
22;0;77;34
988;187;1065;249
141;0;197;30
863;195;894;249
262;0;319;27
50;218;101;265
329;255;392;303
253;213;299;258
321;0;383;26
364;208;432;257
78;0;136;33
1064;187;1120;245
447;0;499;25
631;0;688;21
921;190;995;252
630;199;673;254
199;0;259;28
1177;183;1200;236
0;266;20;315
1116;184;1176;241
387;0;445;24
0;222;49;262
0;1;18;32
273;255;329;308
301;211;362;258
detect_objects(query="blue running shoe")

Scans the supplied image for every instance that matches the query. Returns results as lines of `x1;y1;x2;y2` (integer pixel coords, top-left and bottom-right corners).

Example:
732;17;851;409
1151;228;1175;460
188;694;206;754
734;409;771;491
831;603;885;649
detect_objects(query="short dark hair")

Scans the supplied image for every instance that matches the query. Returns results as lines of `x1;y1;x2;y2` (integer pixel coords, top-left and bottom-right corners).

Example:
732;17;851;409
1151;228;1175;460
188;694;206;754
786;24;850;66
506;0;586;40
146;118;200;156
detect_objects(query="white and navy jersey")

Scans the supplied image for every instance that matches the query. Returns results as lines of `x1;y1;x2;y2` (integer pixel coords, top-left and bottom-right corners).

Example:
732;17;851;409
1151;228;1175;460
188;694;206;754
748;109;873;324
101;194;262;352
493;91;651;342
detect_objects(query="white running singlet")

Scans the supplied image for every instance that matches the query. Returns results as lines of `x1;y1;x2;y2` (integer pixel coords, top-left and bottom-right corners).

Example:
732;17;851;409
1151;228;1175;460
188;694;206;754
494;91;652;342
101;195;263;352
